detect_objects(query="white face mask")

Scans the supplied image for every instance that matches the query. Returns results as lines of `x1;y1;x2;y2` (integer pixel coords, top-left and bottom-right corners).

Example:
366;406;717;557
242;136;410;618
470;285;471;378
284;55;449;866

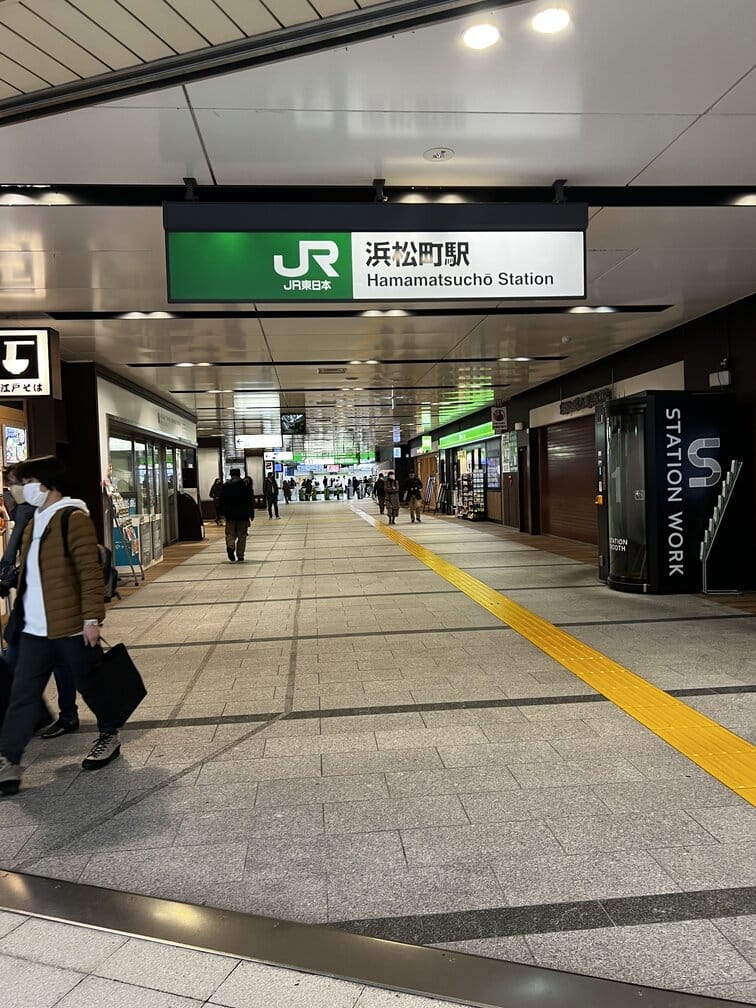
22;482;49;508
10;484;25;506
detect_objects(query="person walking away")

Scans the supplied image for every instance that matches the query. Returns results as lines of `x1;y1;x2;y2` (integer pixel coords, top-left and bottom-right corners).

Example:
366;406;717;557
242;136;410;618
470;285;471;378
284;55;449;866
0;456;122;796
352;476;360;499
384;472;400;524
406;470;424;524
220;468;255;561
0;467;75;738
209;478;223;525
264;473;280;519
374;474;386;514
283;479;292;504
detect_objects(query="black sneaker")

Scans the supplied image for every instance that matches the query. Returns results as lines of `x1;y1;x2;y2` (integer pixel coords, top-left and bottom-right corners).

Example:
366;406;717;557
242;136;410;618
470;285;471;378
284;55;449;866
82;733;121;771
227;547;236;562
237;555;245;562
41;718;80;739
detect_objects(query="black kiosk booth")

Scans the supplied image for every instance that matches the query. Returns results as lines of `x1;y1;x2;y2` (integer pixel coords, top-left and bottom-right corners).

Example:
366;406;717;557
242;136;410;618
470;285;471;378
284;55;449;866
605;391;745;595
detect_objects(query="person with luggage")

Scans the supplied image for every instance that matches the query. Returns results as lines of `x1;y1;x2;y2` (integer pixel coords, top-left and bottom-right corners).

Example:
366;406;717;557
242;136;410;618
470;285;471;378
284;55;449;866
219;468;255;561
264;473;280;519
0;456;125;797
384;472;400;525
0;466;76;739
374;474;386;514
406;470;424;523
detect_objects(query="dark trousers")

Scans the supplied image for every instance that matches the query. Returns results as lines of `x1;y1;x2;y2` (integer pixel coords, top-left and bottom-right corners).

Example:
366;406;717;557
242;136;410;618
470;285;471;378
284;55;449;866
4;642;76;723
266;495;279;518
0;634;118;765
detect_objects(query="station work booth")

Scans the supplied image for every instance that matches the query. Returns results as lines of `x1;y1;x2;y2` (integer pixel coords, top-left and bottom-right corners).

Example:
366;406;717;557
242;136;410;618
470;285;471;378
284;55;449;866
604;391;746;595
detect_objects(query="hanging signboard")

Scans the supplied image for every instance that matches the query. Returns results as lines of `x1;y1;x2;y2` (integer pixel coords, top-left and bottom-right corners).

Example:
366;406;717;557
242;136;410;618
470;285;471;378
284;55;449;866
0;328;60;398
491;405;508;434
164;203;587;304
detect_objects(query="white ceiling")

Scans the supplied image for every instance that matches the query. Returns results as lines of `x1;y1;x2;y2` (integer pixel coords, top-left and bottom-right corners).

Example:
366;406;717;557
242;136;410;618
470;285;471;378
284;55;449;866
1;0;755;453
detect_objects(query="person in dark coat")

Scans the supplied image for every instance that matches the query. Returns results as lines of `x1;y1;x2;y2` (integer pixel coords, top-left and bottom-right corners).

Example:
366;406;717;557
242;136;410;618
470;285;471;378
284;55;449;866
374;474;386;514
209;478;223;525
219;469;255;562
384;472;400;524
406;471;424;523
264;474;280;519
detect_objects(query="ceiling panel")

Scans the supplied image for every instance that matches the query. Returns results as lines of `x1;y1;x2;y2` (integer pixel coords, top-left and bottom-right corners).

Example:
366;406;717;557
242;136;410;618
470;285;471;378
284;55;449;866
69;0;174;62
632;115;756;185
0;4;111;77
187;0;756;115
196;108;695;186
124;0;210;53
0;23;78;84
214;0;280;35
0;79;21;99
587;207;756;250
265;0;321;28
0;107;212;184
31;0;142;70
170;0;245;45
712;66;756;113
312;0;358;15
0;52;49;92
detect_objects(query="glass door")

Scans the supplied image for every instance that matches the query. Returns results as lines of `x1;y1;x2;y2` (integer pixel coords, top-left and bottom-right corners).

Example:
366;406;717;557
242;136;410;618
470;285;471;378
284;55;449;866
607;407;648;586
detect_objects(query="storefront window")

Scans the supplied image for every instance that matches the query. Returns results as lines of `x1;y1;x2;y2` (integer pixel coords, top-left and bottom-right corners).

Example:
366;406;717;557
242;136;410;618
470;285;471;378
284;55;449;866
108;436;136;511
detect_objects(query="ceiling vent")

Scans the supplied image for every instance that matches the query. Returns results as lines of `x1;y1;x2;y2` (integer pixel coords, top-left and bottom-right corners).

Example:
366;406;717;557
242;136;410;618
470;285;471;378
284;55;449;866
318;367;347;374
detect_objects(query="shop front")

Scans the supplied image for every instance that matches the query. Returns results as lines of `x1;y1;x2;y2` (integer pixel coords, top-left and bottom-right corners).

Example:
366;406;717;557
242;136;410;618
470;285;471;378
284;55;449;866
438;423;502;522
98;377;197;572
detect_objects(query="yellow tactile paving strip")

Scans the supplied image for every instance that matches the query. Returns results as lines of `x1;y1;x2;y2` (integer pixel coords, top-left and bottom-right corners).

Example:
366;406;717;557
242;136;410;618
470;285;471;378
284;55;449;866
356;509;756;806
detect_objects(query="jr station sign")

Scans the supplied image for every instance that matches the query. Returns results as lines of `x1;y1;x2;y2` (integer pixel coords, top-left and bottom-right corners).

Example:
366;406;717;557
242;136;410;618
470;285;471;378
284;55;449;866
163;202;587;303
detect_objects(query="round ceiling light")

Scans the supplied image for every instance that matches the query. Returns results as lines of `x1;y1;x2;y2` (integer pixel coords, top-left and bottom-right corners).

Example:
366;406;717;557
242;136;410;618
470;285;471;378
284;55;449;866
532;8;571;33
462;23;500;50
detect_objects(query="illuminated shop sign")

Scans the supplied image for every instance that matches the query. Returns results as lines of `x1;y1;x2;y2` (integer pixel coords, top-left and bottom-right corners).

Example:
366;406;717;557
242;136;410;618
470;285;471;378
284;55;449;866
0;328;59;398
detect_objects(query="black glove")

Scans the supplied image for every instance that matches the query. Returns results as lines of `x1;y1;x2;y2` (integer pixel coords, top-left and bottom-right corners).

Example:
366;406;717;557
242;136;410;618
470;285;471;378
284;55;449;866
0;562;18;598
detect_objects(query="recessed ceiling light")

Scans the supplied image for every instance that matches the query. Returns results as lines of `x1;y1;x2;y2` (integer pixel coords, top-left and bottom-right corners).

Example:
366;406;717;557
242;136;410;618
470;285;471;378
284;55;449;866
349;360;363;365
532;8;571;33
462;23;500;49
176;362;194;367
423;147;455;162
365;359;379;365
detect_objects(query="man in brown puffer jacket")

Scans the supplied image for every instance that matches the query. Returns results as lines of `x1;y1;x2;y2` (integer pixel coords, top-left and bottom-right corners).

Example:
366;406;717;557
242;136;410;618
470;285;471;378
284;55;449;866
0;457;122;797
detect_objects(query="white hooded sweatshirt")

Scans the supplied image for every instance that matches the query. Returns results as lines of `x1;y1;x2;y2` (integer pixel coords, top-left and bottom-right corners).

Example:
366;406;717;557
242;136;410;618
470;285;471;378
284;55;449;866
24;497;90;638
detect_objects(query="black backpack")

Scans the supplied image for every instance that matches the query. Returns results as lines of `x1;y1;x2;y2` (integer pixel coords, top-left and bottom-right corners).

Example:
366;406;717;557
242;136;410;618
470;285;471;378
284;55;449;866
61;508;121;603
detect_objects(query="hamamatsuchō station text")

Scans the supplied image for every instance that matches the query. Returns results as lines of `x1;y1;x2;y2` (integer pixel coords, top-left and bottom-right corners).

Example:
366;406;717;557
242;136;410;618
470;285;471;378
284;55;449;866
365;271;556;288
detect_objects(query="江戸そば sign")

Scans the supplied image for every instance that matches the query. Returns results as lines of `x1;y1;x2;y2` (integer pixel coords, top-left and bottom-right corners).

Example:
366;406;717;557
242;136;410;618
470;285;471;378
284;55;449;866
163;203;587;303
0;329;57;398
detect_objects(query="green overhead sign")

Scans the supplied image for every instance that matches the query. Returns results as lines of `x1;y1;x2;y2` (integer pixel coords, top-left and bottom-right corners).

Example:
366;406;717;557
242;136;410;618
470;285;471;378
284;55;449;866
439;422;496;449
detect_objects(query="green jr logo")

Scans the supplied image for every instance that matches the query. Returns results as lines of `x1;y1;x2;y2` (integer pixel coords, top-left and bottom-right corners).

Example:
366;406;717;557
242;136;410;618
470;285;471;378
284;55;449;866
273;240;340;278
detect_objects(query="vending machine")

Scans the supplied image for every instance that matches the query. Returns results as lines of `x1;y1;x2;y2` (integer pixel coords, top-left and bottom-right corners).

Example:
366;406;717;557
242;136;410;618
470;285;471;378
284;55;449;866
605;391;746;594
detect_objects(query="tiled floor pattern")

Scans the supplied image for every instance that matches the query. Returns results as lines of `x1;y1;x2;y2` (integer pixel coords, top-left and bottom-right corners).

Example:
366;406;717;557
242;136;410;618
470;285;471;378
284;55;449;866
0;910;462;1008
1;504;754;1002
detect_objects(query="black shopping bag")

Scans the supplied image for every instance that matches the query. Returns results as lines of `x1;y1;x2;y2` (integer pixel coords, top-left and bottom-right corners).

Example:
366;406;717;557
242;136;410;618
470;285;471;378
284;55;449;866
83;642;147;728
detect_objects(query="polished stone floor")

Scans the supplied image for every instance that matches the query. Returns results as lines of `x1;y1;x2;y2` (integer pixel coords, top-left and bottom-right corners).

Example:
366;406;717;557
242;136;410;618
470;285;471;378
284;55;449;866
1;910;457;1008
1;502;754;1003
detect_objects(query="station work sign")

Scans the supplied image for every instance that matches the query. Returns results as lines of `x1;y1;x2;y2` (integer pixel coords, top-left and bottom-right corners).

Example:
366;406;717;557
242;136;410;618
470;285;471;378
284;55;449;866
0;329;59;398
163;202;587;304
